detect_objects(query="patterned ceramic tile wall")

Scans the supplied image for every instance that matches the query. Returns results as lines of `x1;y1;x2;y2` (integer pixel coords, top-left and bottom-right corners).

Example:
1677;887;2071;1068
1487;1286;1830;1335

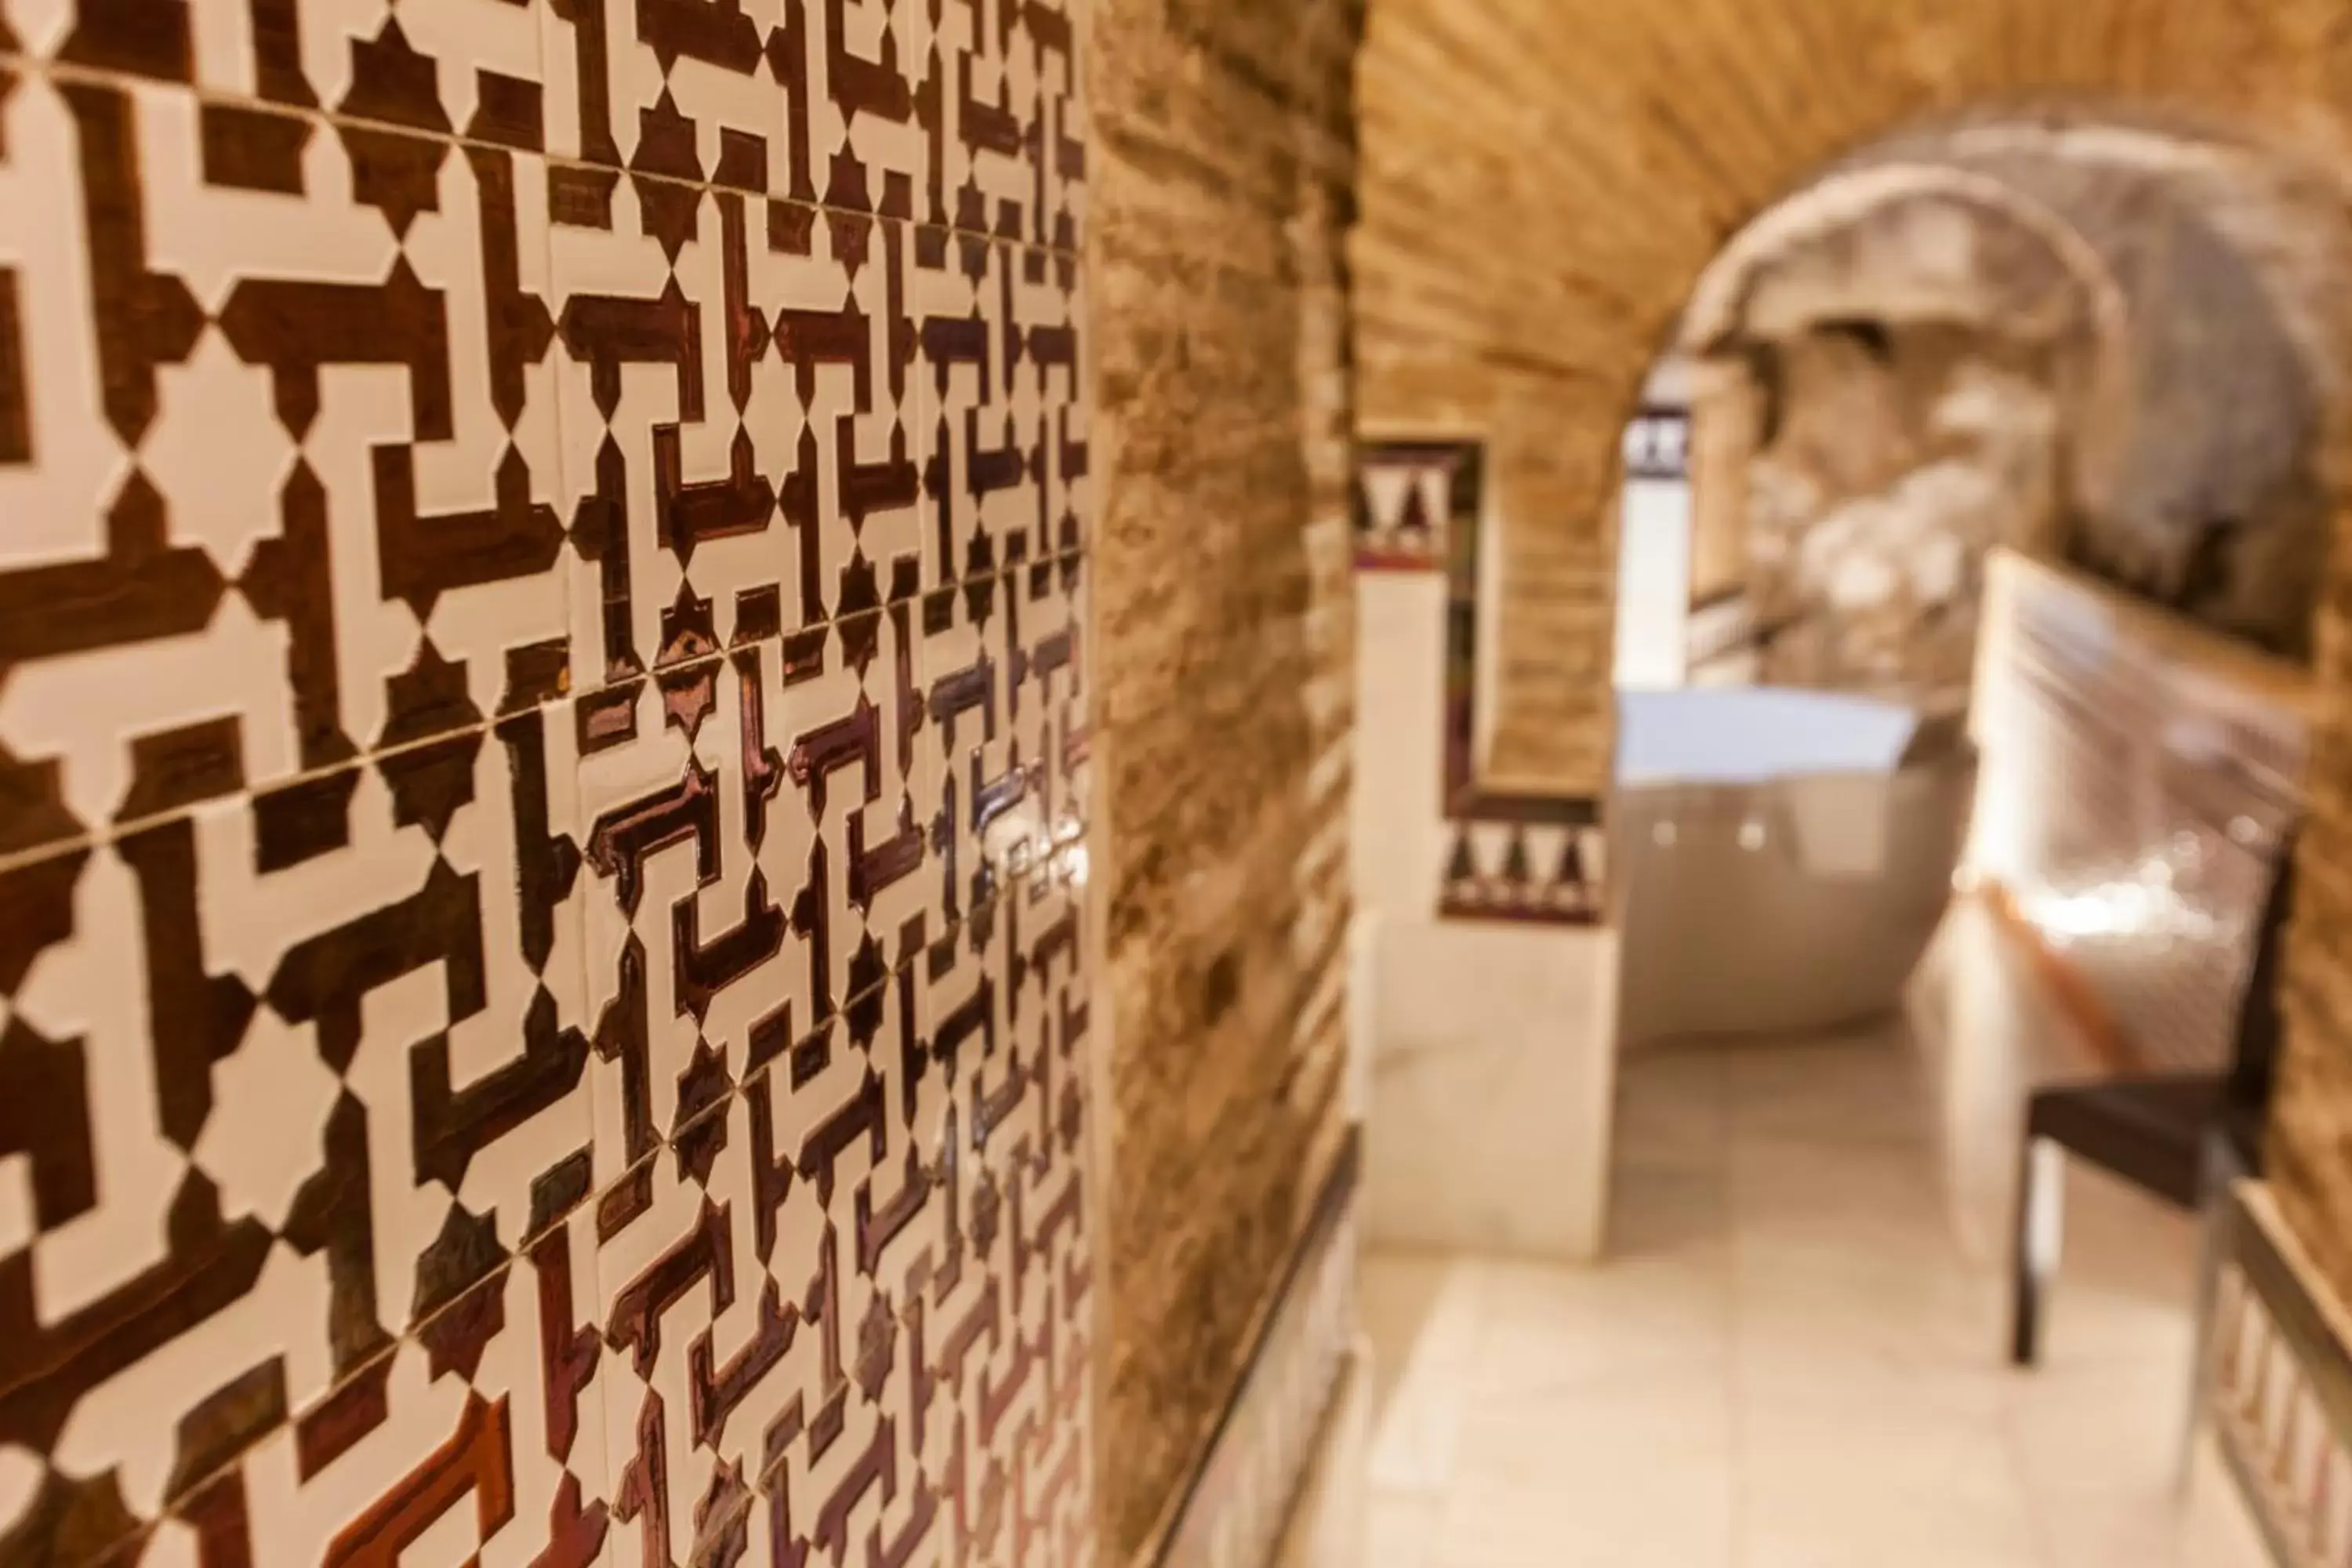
0;1;1091;1563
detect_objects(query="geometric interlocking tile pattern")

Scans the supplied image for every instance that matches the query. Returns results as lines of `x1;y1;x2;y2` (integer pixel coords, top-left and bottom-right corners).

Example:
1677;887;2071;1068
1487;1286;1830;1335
0;2;1091;1563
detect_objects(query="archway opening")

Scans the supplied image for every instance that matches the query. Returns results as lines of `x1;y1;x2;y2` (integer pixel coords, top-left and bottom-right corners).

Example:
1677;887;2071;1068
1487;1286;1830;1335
1345;93;2352;1560
1606;103;2339;1056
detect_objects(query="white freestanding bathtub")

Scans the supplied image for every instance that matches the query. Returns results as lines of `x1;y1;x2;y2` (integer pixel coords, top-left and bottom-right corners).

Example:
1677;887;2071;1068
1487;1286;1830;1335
1612;688;1976;1044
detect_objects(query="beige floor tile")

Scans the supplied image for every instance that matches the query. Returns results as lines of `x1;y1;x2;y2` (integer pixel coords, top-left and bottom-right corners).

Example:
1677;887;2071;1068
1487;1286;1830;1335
1736;1254;2008;1377
1349;913;2238;1568
1355;1495;1439;1568
1360;1491;1449;1568
2005;1360;2194;1501
1363;1250;1492;1417
2182;1438;2281;1568
1722;1025;1937;1149
1742;1396;2026;1501
1369;1354;1478;1497
1740;1516;2041;1568
2030;1494;2198;1568
1607;1160;1734;1257
1472;1254;1734;1396
1739;1406;2041;1568
1436;1470;1737;1568
1738;1348;2015;1427
1613;1042;1735;1171
1453;1377;1735;1495
2027;1164;2204;1370
1616;1039;1737;1101
1729;1137;1948;1228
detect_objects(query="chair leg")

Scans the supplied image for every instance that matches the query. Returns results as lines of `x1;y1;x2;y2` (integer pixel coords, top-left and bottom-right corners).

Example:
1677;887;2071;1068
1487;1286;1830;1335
2011;1136;2065;1367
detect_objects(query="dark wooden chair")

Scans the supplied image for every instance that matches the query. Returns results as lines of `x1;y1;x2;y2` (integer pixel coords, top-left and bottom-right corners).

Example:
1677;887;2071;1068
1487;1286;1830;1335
2009;842;2296;1367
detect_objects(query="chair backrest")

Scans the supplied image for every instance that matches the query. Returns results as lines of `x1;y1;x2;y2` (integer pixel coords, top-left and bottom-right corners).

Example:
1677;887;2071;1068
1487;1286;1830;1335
2227;837;2299;1113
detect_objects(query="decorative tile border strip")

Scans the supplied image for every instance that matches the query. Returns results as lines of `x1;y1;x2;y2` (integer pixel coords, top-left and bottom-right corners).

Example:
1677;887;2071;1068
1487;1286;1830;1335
1437;808;1605;925
1352;444;1465;572
1432;441;1607;924
1622;405;1693;483
1352;439;1610;924
1154;1131;1361;1568
2208;1183;2352;1566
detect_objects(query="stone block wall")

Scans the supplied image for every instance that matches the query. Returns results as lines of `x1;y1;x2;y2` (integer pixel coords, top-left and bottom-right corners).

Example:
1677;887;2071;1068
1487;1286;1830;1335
1088;0;1361;1559
1693;118;2346;694
1741;324;2064;710
1688;368;1755;613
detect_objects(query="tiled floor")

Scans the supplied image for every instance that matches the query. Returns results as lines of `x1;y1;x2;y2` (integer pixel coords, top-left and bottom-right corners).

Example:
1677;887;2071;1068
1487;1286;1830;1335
1340;901;2275;1567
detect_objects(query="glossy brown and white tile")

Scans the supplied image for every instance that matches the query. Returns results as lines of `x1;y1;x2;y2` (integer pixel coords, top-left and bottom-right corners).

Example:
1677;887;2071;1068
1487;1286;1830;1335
0;0;1091;1563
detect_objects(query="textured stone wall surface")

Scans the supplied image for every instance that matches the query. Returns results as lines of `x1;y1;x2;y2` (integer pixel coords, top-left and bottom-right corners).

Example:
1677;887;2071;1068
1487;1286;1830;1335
1694;119;2345;670
1351;0;2352;1325
1741;326;2063;710
1088;0;1359;1559
1687;368;1755;612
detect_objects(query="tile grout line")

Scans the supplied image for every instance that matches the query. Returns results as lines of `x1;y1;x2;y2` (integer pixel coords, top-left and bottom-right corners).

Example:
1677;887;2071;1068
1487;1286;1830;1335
0;546;1090;880
0;8;1102;1568
82;881;1079;1559
7;50;1089;261
0;44;1096;873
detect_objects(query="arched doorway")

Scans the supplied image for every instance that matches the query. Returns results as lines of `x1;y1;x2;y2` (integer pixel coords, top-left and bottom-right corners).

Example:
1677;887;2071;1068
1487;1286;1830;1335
1345;15;2352;1547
